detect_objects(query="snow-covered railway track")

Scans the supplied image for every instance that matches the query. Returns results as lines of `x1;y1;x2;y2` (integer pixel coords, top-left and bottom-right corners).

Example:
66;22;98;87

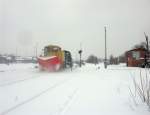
0;78;72;115
0;76;40;87
54;88;78;115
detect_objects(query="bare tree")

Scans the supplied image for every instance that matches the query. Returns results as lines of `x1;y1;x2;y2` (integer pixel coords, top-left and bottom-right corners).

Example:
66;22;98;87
86;55;98;65
133;42;147;49
130;70;150;109
109;55;119;65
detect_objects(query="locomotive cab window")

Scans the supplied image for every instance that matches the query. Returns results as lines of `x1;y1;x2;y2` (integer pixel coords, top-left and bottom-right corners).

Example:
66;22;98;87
44;47;48;56
53;47;59;51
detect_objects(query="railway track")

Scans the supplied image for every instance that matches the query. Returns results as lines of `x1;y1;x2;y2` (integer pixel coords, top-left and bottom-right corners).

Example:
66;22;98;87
0;78;72;115
0;75;41;87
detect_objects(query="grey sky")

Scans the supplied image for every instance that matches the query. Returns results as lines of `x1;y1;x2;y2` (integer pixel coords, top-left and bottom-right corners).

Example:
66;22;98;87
0;0;150;59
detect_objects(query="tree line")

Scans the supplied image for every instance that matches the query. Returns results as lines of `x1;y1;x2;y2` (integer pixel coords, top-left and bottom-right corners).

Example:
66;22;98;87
85;41;148;65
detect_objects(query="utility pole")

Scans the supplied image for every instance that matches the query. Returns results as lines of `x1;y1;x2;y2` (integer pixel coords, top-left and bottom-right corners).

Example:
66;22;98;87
15;47;18;63
35;44;37;58
104;26;107;69
78;50;82;67
35;43;38;58
16;47;18;57
78;43;82;67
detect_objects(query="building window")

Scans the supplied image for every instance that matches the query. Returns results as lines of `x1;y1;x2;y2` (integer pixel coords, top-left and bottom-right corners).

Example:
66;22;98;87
132;51;140;60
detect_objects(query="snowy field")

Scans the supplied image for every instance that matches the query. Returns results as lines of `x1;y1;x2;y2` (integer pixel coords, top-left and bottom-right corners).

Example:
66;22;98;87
0;63;150;115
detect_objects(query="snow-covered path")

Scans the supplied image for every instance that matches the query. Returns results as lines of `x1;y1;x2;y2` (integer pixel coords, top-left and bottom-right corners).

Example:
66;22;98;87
0;63;149;115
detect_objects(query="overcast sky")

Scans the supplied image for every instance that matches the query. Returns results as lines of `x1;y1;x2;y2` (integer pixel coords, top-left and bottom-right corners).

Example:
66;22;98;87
0;0;150;59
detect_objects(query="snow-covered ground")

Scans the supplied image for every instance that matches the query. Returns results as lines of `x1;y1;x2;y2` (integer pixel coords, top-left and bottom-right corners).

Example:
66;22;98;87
0;63;149;115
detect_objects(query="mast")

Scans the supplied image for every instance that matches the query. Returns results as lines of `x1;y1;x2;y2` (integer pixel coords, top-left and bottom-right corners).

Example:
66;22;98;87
104;26;107;69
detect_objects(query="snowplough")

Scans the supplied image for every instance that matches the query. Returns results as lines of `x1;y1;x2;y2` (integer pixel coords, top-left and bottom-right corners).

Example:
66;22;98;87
38;45;72;71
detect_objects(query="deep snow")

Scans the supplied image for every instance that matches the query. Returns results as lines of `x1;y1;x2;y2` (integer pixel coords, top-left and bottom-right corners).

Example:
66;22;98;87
0;63;149;115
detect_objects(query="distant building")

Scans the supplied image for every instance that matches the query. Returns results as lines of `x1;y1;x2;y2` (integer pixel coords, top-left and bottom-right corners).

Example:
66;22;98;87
0;55;8;64
126;48;147;67
16;56;37;63
0;55;37;64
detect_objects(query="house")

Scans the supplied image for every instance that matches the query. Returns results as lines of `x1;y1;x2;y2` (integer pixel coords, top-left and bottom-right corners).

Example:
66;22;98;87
126;48;147;67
